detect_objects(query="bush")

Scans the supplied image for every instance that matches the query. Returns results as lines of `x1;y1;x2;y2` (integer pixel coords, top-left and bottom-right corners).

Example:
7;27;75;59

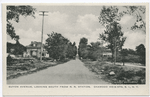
135;69;145;78
116;69;135;80
42;57;53;61
60;55;66;61
116;54;141;63
7;55;13;66
19;59;25;63
12;66;28;71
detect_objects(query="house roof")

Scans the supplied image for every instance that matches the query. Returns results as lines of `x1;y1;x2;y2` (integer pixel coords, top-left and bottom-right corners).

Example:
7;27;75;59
26;41;44;49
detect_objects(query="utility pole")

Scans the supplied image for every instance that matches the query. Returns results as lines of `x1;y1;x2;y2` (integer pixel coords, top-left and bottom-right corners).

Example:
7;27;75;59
39;11;48;61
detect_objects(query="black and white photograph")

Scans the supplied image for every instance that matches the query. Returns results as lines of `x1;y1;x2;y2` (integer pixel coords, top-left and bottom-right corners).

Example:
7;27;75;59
5;4;147;85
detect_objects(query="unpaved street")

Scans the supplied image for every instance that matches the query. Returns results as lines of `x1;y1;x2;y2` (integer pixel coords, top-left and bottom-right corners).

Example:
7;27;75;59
7;59;109;84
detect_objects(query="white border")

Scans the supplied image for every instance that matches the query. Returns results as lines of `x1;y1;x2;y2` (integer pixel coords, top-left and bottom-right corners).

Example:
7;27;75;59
0;0;150;97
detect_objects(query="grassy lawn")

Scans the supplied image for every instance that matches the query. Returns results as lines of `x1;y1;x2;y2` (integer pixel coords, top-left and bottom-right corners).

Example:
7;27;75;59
82;59;145;84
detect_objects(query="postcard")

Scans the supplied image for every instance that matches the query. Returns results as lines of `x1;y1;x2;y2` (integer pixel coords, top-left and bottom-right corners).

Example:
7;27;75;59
2;3;149;96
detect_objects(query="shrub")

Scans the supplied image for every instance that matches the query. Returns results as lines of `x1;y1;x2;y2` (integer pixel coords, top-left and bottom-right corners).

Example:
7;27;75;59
115;68;135;81
136;69;145;78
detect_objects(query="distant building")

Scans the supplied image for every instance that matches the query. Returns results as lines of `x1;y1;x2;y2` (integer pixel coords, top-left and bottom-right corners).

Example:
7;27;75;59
101;47;112;57
25;41;47;58
103;49;112;57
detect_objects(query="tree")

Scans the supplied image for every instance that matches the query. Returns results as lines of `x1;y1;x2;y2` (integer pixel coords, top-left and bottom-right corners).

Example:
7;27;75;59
73;43;77;57
136;44;146;64
7;6;36;39
99;6;119;25
128;49;137;55
99;22;126;64
90;42;101;51
7;42;26;55
45;31;77;61
88;42;102;61
122;6;146;32
79;37;88;45
99;6;146;32
45;32;69;61
99;6;126;65
78;37;88;59
78;38;102;61
66;42;77;59
7;34;26;55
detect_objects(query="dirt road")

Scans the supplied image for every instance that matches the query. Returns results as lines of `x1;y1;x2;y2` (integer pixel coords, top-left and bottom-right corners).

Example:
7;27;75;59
7;59;109;84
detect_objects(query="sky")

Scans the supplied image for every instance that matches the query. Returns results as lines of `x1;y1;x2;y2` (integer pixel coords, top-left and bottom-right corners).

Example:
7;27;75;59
7;5;146;50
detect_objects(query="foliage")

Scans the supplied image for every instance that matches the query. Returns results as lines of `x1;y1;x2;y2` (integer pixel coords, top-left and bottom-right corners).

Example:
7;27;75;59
136;44;145;56
99;6;146;32
88;42;102;61
78;37;88;59
7;42;26;55
99;6;121;26
119;54;140;63
112;48;143;64
136;44;146;64
99;6;127;63
116;69;135;80
78;38;102;61
45;31;77;61
120;49;128;65
116;48;139;65
121;48;137;55
100;22;126;59
83;60;145;84
66;42;77;59
123;6;146;32
7;55;13;66
7;6;36;39
120;49;128;56
136;69;145;79
45;32;68;60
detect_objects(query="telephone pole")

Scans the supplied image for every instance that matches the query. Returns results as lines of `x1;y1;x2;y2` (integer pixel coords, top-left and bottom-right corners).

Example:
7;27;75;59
39;11;48;61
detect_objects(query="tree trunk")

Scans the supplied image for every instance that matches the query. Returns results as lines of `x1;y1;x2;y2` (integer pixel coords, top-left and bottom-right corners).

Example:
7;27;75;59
111;49;114;63
114;37;116;65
